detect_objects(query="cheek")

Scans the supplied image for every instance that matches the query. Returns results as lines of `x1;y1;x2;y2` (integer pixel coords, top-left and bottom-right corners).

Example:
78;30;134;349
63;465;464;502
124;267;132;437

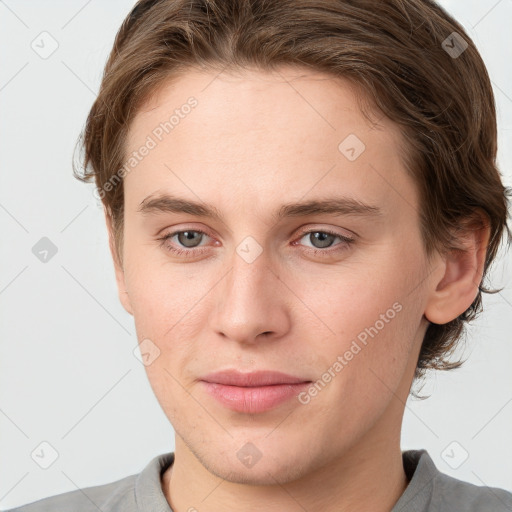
123;247;210;375
309;249;422;382
123;241;201;332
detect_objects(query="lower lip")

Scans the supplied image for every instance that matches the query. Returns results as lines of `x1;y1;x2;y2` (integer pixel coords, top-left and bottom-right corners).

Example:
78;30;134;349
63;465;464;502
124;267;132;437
200;381;311;414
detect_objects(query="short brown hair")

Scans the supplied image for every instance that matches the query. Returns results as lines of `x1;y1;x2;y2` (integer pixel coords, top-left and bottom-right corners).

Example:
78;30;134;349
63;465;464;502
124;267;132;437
73;0;511;390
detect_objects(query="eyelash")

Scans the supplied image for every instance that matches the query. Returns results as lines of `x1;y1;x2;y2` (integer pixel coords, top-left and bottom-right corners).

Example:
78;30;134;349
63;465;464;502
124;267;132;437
157;228;355;259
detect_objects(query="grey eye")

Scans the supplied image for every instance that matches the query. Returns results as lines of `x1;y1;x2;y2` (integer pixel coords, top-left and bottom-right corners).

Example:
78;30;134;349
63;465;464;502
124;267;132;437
303;231;337;249
176;230;204;248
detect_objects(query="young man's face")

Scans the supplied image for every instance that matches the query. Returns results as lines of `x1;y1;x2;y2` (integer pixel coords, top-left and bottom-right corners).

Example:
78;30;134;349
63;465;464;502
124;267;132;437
114;66;438;484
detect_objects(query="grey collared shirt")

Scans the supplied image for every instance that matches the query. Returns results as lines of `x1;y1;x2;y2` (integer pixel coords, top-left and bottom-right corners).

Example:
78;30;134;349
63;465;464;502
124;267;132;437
3;449;512;511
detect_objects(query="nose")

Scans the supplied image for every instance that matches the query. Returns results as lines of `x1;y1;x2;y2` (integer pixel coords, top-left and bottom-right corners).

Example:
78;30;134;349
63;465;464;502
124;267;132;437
209;246;291;345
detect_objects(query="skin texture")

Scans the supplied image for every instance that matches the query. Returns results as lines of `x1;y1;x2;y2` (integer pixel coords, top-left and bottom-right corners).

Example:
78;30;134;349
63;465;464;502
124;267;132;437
106;66;490;512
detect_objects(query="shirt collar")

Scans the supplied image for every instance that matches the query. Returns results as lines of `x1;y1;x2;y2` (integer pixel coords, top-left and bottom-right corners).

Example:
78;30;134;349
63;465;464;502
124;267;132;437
391;449;438;512
134;451;175;511
134;449;436;512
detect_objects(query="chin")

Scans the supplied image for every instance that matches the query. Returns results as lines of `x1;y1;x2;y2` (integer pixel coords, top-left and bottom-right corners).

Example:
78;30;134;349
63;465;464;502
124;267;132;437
212;461;306;486
197;446;313;486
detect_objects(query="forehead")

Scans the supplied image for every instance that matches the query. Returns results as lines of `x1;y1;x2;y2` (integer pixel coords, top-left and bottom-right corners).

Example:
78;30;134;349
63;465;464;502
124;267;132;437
123;66;416;221
129;65;402;148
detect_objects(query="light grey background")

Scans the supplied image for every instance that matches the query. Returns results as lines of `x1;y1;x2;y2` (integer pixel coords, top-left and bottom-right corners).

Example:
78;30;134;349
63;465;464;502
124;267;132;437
0;0;511;508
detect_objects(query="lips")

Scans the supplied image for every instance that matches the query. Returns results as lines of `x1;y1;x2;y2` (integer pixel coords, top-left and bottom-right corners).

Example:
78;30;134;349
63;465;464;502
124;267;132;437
200;370;310;387
199;370;312;413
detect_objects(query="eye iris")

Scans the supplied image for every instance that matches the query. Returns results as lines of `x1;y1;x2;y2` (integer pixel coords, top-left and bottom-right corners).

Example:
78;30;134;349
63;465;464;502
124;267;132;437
311;232;335;248
177;231;202;248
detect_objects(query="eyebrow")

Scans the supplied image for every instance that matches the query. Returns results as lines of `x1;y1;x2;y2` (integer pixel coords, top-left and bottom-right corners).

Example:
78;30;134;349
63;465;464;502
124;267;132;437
137;193;383;222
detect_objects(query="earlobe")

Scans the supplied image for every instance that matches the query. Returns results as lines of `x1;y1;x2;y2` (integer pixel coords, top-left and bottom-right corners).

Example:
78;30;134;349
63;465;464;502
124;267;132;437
120;290;134;316
117;275;134;317
424;216;490;325
103;207;134;316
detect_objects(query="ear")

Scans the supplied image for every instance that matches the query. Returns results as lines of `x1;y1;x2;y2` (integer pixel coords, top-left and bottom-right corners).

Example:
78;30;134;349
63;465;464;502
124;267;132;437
104;207;134;316
424;211;491;325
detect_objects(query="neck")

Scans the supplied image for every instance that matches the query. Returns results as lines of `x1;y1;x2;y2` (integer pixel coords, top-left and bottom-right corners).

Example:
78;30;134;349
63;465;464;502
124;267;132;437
162;424;409;512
